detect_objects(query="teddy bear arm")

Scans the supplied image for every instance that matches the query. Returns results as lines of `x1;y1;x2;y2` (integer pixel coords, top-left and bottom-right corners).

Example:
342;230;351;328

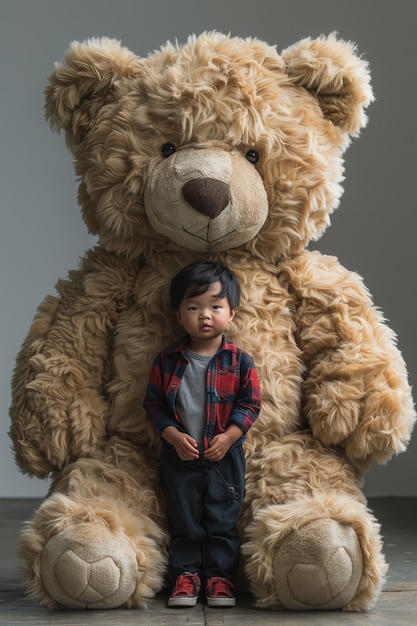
342;315;416;467
301;305;415;465
283;253;415;462
9;293;62;478
9;276;121;477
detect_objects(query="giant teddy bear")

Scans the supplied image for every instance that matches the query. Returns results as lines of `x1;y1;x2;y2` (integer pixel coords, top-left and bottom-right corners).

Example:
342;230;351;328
9;31;415;612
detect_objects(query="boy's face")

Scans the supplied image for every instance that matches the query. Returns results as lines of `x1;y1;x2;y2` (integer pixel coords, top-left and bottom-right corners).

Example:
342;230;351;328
177;281;235;344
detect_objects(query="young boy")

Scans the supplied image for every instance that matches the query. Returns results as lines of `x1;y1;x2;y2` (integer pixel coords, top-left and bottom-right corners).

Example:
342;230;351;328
143;261;261;608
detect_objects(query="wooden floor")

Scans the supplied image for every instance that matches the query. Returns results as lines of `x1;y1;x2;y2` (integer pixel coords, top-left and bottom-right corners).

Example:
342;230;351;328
1;498;416;625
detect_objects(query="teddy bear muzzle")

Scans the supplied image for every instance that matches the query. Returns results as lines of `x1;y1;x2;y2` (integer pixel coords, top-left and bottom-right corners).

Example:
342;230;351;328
144;146;269;252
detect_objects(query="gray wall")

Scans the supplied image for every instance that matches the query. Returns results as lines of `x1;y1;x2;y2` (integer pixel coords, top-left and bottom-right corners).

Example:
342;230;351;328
1;0;416;498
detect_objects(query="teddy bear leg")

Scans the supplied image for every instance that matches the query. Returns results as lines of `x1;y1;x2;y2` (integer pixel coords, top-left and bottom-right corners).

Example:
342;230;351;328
243;496;387;611
19;492;167;609
273;517;363;610
40;520;138;608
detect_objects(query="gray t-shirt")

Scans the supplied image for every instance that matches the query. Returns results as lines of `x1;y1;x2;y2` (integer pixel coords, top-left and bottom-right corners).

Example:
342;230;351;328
176;347;212;452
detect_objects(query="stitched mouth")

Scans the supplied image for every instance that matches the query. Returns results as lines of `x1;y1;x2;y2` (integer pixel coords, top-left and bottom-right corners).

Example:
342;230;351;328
181;225;236;243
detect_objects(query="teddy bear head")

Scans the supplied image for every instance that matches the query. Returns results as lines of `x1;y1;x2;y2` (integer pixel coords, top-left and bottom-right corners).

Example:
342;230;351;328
45;31;373;263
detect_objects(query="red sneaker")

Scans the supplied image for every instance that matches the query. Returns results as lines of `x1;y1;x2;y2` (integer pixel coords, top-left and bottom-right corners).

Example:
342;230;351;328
168;572;201;607
206;577;236;607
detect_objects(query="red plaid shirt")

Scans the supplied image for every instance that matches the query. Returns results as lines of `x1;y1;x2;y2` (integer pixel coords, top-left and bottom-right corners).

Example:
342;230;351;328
144;336;261;452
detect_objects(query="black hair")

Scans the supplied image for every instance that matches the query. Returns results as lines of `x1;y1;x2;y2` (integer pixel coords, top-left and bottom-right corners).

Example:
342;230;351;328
170;261;241;311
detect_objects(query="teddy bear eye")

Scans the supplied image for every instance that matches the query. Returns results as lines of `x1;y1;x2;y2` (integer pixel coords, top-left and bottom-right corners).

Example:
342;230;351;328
245;149;259;164
161;143;177;158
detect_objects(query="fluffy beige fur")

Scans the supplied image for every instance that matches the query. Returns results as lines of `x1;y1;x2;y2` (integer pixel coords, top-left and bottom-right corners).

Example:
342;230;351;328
9;31;415;611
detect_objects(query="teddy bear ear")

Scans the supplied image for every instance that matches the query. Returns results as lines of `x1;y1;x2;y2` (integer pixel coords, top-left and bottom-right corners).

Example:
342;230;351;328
45;37;141;149
281;32;374;135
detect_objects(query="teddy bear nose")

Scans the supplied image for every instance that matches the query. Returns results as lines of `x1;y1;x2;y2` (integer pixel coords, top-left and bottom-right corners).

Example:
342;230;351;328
183;178;230;219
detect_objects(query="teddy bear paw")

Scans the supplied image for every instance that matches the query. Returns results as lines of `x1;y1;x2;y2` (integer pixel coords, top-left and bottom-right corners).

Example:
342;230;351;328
274;518;363;610
40;522;138;608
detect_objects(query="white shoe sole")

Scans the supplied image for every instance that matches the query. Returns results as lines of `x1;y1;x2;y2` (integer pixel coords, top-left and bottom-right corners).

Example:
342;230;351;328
206;597;236;607
168;596;198;607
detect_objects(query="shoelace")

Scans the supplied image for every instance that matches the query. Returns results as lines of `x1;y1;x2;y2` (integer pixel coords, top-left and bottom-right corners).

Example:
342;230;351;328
207;577;234;597
174;574;200;596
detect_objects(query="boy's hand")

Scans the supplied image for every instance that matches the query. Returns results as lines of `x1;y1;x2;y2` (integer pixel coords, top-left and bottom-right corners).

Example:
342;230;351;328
162;426;199;460
204;425;244;461
204;433;230;461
